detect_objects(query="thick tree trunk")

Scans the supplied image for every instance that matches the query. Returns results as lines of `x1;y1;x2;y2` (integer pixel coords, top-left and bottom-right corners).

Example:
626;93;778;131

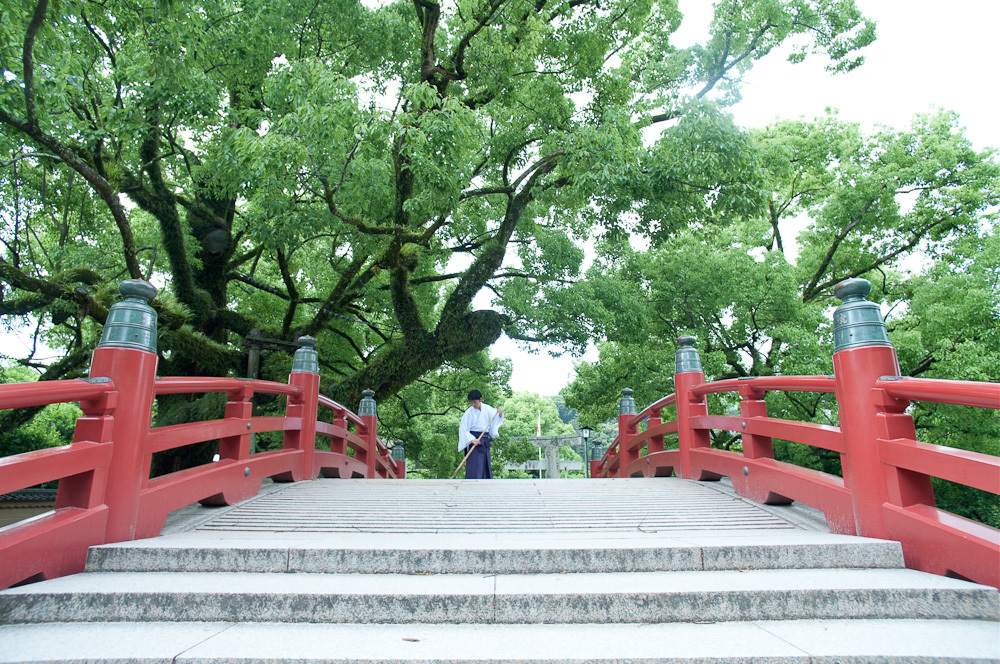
329;309;506;405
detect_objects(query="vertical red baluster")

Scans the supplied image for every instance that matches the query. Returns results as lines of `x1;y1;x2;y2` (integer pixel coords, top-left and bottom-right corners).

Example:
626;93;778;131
219;385;254;461
391;440;407;479
56;384;117;512
330;407;347;457
647;408;664;455
673;336;712;480
734;380;788;504
283;336;320;481
831;279;933;538
358;389;378;479
617;388;638;477
873;383;935;509
738;382;774;460
90;280;160;543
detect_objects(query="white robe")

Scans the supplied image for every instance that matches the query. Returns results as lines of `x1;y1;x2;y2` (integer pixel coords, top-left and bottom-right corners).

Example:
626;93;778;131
458;404;503;451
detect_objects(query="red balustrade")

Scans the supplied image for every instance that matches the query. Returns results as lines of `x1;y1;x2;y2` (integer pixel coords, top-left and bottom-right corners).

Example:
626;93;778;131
0;281;402;590
594;283;999;589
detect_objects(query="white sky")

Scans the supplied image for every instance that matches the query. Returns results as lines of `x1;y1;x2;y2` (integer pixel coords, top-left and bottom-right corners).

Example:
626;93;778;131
493;0;1000;396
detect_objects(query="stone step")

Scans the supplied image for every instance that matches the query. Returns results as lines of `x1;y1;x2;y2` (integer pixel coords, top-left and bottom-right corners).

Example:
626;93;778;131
2;568;997;624
85;533;905;574
186;478;810;534
2;619;999;663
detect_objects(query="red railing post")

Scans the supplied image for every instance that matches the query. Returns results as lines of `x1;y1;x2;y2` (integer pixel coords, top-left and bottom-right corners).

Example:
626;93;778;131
89;280;160;543
617;388;638;477
282;336;320;481
358;389;378;479
647;409;664;455
391;441;407;479
733;380;788;504
738;381;774;460
218;385;254;462
330;407;348;457
831;279;934;539
55;382;116;513
674;335;713;480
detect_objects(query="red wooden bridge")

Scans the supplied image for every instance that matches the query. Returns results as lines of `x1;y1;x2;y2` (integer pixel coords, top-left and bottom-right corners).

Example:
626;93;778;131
0;276;997;596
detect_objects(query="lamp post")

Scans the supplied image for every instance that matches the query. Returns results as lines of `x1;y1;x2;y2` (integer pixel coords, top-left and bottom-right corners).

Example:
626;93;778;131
580;426;591;478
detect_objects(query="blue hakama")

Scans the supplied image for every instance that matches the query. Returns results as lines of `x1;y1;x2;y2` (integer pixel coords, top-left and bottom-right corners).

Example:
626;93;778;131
464;432;493;479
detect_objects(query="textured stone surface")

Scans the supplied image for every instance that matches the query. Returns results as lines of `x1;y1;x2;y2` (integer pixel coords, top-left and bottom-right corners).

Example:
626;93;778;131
191;478;800;534
0;622;228;663
3;568;997;625
3;478;997;662
1;620;997;663
87;545;291;573
86;539;903;574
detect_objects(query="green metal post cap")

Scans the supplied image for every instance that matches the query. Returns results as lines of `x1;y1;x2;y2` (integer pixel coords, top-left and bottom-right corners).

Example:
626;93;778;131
290;335;319;374
675;335;703;374
97;279;159;353
834;278;871;302
832;278;893;353
619;387;637;415
120;280;158;302
359;388;377;416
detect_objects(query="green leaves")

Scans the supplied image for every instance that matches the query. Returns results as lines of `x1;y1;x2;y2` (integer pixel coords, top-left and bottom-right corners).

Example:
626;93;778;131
2;0;893;461
565;107;996;519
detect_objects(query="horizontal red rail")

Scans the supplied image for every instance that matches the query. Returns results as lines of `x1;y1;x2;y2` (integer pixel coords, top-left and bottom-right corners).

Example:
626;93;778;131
147;416;292;454
691;375;837;398
154;376;301;398
317;395;365;427
633;393;677;425
688;415;845;453
884;504;999;589
0;442;113;496
876;377;1000;409
879;438;1000;495
0;379;114;410
626;420;678;454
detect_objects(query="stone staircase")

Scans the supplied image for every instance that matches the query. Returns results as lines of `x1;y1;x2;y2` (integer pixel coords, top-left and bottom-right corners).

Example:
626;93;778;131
1;478;998;662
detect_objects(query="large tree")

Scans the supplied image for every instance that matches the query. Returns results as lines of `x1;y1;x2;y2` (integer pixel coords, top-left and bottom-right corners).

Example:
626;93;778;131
564;111;999;522
1;0;875;419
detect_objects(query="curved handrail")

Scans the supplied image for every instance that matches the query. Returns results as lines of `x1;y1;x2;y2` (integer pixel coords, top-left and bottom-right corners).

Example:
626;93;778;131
632;393;677;427
597;368;999;589
154;376;302;398
0;370;400;590
0;378;114;410
876;376;1000;409
317;394;364;427
691;375;837;398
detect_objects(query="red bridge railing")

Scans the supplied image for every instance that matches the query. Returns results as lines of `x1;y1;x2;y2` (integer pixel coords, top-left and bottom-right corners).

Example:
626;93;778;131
0;280;402;590
593;279;999;589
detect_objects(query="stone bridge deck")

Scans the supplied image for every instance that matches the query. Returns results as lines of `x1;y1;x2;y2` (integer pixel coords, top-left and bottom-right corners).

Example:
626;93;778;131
185;477;813;534
2;478;997;663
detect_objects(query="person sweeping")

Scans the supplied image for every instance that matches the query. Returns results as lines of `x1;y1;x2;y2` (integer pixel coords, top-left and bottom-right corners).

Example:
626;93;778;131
456;390;504;479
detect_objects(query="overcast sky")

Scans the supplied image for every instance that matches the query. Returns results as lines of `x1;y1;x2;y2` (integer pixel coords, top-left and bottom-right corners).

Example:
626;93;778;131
494;0;1000;396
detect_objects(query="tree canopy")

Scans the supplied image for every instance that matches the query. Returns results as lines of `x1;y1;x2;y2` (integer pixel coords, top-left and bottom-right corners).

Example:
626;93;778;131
0;1;994;527
1;0;876;418
563;111;999;523
566;110;999;422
